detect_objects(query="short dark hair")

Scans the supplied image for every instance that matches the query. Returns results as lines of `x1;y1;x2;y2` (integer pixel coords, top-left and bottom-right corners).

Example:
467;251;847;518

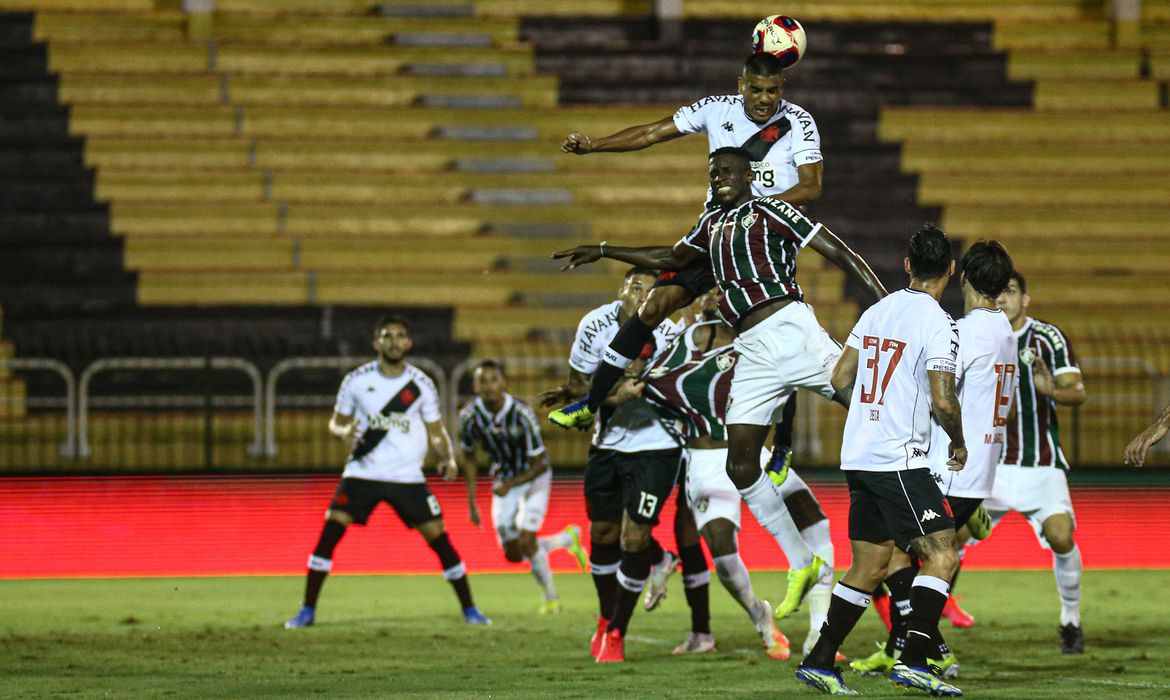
743;52;785;77
907;224;953;279
960;240;1014;298
375;314;411;336
625;266;658;280
1009;269;1027;294
475;359;506;377
709;146;752;165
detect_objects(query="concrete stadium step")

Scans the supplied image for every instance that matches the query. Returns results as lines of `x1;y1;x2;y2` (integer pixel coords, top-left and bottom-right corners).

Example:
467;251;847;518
1005;240;1170;275
917;174;1170;208
1007;273;1170;305
56;74;557;109
942;206;1170;238
1149;50;1170;77
993;21;1111;51
47;44;534;76
900;143;1170;176
0;0;152;9
1032;80;1163;110
684;0;1092;21
881;108;1170;143
1007;50;1143;81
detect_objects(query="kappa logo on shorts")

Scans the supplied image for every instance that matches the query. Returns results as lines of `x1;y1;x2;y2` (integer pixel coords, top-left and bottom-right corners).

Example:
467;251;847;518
921;509;941;522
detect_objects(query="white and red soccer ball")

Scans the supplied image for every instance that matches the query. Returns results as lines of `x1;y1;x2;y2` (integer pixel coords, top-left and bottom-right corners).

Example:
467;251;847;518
751;15;807;68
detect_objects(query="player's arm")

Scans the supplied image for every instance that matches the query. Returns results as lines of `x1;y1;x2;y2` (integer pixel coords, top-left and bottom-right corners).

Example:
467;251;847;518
830;345;859;408
806;225;887;302
928;370;966;471
774;162;823;206
552;239;700;272
539;368;591;407
1124;402;1170;467
494;452;551;496
562;115;684;154
328;411;358;440
458;447;483;525
1032;360;1086;406
425;419;458;480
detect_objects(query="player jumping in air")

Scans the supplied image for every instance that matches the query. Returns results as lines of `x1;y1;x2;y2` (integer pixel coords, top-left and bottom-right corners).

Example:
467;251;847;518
796;226;964;697
284;315;490;629
457;360;588;614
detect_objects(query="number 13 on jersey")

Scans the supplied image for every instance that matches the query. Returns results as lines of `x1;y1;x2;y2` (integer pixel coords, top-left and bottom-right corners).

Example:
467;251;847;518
860;336;907;405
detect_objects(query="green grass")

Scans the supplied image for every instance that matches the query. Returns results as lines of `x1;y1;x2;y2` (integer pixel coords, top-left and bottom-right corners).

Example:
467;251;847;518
2;570;1167;698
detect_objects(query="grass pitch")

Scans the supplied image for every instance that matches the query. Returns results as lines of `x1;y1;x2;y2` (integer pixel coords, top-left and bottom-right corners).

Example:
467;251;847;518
2;570;1166;698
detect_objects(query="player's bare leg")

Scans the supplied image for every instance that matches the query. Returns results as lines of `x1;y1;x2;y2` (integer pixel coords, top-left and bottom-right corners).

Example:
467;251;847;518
703;519;789;660
726;423;821;617
286;509;353;629
1042;513;1084;653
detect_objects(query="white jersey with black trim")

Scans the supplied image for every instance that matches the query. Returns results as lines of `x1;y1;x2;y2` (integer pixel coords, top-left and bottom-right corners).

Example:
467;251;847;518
929;308;1018;498
334;361;442;483
570;301;684;453
840;289;960;472
672;95;821;197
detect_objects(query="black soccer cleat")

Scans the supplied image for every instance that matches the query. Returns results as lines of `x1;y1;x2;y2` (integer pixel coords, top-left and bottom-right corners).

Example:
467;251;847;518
1059;623;1085;654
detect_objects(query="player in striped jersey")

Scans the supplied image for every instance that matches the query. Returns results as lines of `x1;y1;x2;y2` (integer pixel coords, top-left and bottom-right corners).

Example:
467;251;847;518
983;270;1087;653
1125;400;1170;466
631;289;838;659
457;360;588;614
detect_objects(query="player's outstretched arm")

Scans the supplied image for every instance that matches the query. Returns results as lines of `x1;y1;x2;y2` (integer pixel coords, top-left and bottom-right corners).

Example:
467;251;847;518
928;370;966;471
772;162;823;206
328;411;358;440
806;226;887;302
830;346;859;408
425;420;459;481
1032;357;1086;407
1124;402;1170;467
539;368;591;407
552;240;699;272
562;116;683;154
494;452;551;497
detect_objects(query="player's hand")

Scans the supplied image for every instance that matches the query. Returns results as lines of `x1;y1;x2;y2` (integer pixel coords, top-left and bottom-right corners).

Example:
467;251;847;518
492;483;511;497
468;501;482;527
551;245;602;271
1124;423;1168;467
608;379;645;406
562;132;593;154
538;386;570;408
439;458;458;481
1031;356;1055;396
947;444;967;472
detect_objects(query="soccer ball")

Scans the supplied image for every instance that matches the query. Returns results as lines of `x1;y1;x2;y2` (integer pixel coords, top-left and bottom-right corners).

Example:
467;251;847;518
751;15;807;68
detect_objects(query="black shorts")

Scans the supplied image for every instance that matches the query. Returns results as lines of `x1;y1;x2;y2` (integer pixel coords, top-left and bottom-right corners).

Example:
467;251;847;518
584;447;683;525
654;257;716;301
328;478;442;527
845;469;955;550
944;495;983;531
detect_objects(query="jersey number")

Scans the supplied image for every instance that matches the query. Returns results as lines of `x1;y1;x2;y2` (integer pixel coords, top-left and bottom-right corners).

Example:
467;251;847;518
637;492;659;519
859;336;907;405
992;363;1017;427
426;495;442;516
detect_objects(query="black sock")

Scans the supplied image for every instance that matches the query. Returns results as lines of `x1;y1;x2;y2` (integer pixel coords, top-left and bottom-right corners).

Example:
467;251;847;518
428;533;474;609
901;575;950;668
609;548;652;635
645;537;664;567
884;566;917;656
584;316;655;411
803;582;872;669
590;539;621;620
304;520;347;607
679;544;711;635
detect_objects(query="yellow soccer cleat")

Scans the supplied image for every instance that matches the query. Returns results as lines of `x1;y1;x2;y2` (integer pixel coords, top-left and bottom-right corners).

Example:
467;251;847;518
774;555;824;619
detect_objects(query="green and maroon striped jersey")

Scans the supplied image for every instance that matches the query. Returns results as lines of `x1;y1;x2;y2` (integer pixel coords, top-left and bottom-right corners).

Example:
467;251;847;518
1002;317;1080;469
641;322;736;441
679;196;821;328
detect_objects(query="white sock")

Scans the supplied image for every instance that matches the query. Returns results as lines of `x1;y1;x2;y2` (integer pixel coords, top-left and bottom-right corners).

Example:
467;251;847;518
799;520;835;568
713;552;763;622
1053;544;1082;627
738;472;814;568
799;519;834;643
538;531;572;553
529;548;557;600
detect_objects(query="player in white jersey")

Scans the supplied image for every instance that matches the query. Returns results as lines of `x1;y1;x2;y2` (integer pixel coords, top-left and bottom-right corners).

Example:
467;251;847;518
540;267;687;663
284;315;490;630
797;227;966;697
851;240;1017;679
551;53;823;431
457;360;588;614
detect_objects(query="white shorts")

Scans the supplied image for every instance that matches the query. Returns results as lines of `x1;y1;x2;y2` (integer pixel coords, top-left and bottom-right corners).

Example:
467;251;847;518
982;464;1075;550
491;470;552;544
685;448;743;532
727;301;841;426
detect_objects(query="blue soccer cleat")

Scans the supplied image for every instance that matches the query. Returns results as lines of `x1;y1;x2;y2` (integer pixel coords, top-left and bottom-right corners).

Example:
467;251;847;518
284;604;315;629
795;666;859;695
765;444;793;487
889;661;963;696
548;399;595;430
463;606;493;625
